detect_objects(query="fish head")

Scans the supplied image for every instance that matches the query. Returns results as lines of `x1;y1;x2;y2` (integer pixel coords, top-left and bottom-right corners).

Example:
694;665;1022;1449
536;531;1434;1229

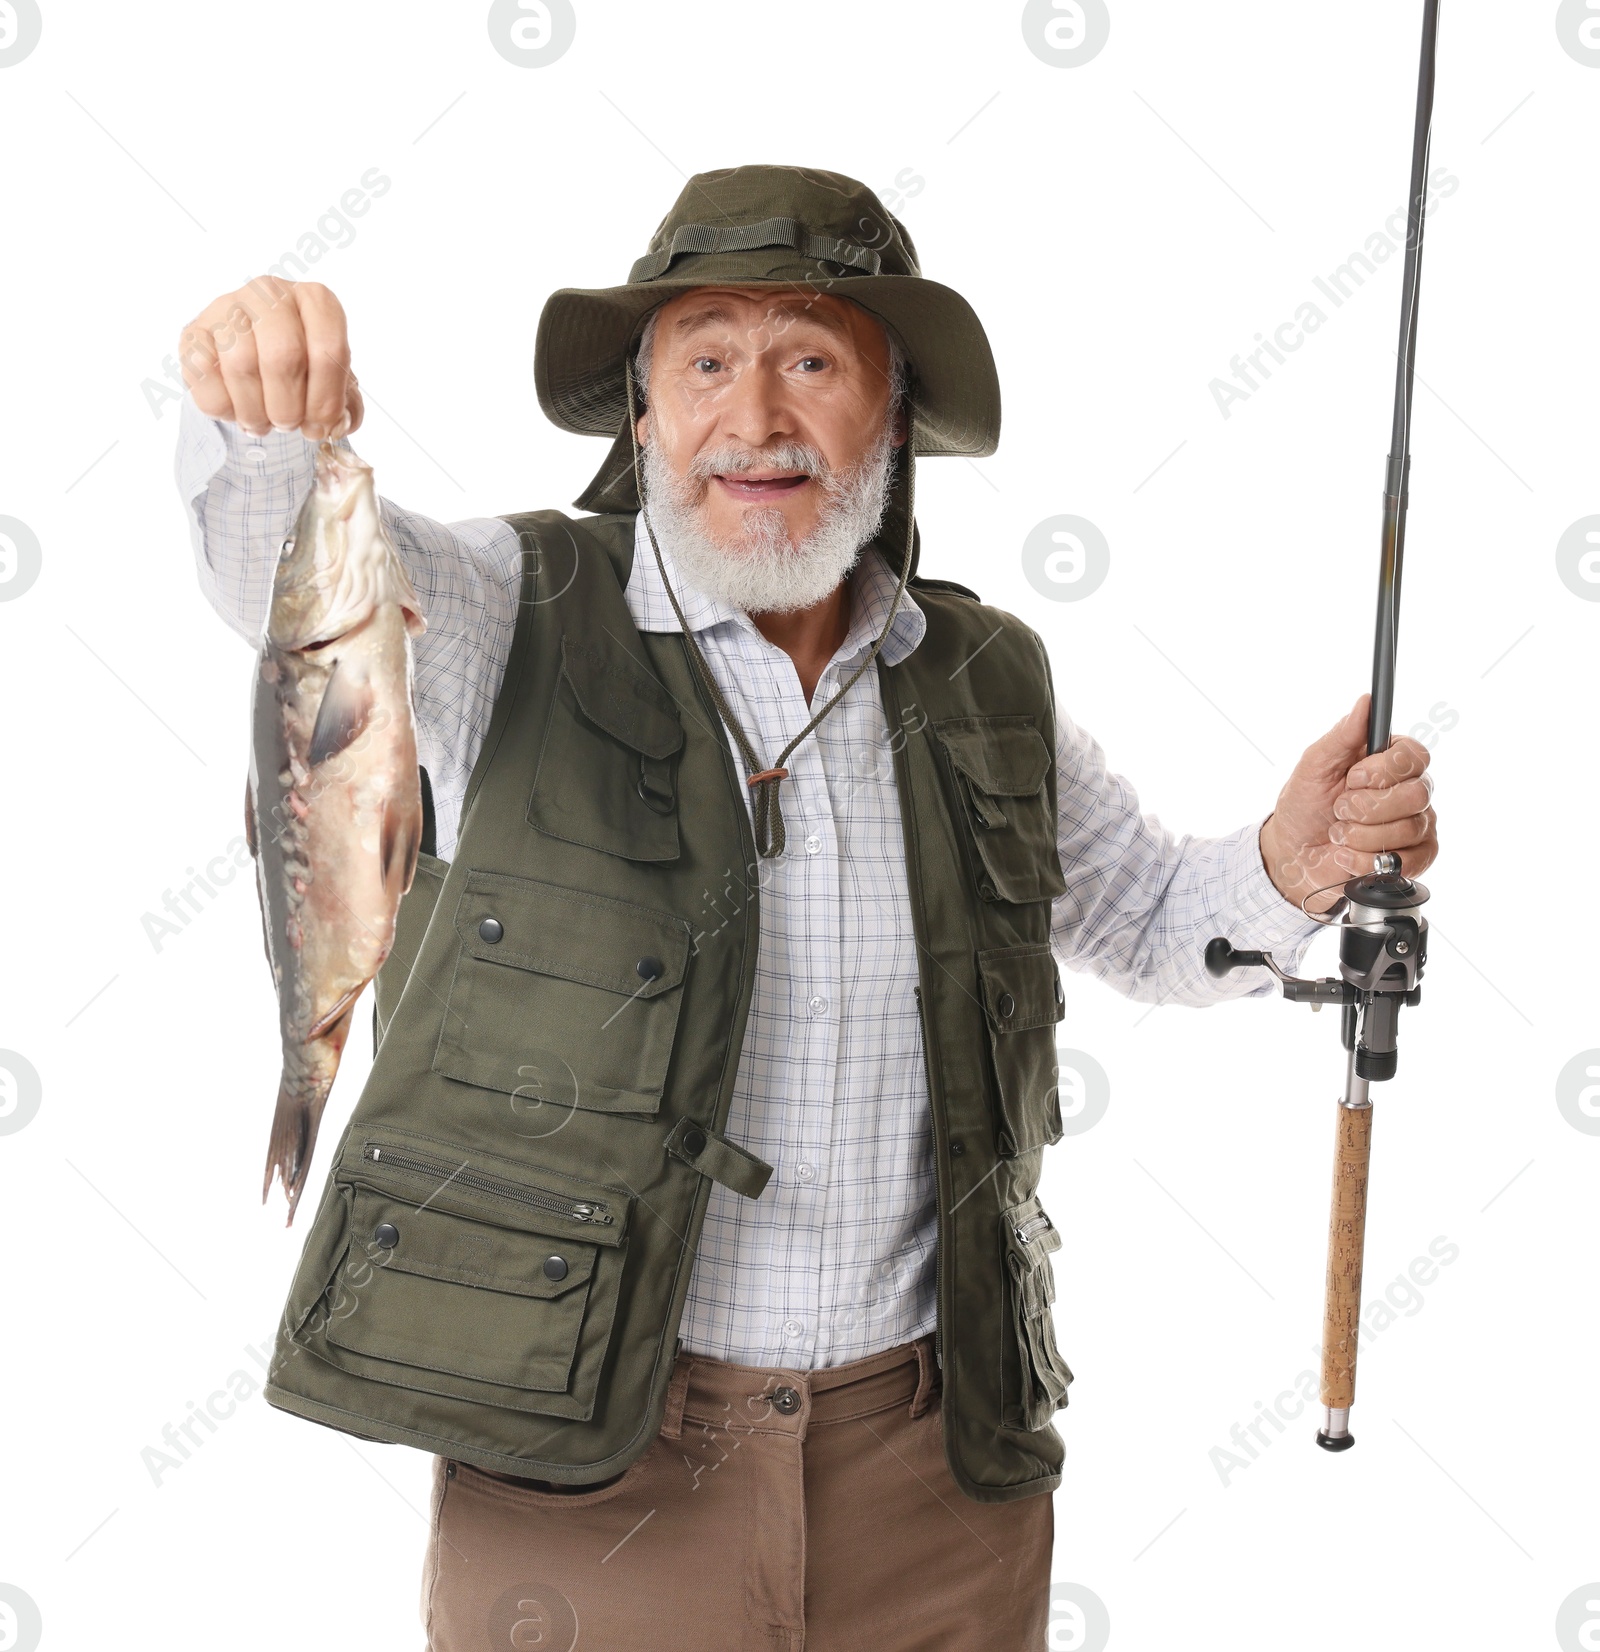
268;442;425;651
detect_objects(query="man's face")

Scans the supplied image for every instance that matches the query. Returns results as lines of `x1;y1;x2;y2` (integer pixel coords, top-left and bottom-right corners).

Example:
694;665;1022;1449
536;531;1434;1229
635;285;906;554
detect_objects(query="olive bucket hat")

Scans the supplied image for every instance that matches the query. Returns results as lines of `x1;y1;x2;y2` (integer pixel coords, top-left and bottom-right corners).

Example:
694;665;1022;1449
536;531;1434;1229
532;164;1002;858
534;162;1002;516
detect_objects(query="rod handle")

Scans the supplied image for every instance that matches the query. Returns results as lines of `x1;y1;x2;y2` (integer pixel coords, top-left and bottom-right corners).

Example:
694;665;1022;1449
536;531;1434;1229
1320;1101;1374;1426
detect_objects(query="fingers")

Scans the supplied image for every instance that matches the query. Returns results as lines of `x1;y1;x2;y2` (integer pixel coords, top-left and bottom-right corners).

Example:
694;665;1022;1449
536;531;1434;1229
1330;805;1435;854
1334;833;1439;878
177;317;229;420
211;293;271;435
295;283;356;438
175;276;354;438
251;279;309;431
1334;773;1433;825
1347;734;1430;789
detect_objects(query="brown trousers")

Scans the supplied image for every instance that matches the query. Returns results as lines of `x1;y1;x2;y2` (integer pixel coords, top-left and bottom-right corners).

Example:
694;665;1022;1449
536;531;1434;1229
421;1334;1052;1650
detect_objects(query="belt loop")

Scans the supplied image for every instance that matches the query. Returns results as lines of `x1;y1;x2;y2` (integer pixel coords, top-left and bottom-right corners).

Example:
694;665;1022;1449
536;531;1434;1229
660;1355;695;1441
909;1338;938;1419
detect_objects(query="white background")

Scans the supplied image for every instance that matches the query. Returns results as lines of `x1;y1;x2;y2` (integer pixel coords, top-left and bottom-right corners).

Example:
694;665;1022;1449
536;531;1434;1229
1;1;1596;1648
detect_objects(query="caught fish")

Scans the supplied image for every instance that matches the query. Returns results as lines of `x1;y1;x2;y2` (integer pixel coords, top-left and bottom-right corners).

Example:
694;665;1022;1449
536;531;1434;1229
246;440;426;1223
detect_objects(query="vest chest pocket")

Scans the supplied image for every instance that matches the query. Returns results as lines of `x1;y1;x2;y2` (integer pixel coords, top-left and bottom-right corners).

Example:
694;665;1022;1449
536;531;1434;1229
528;636;684;862
434;872;690;1116
934;716;1067;904
297;1129;632;1422
977;943;1066;1157
1000;1195;1074;1432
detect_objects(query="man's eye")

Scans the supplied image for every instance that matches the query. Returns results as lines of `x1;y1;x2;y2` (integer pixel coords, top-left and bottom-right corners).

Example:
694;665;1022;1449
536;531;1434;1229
691;356;723;374
795;356;828;372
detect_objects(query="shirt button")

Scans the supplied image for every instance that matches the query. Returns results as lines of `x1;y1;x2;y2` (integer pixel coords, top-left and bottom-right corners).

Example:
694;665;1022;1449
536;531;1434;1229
795;1162;816;1183
803;833;822;856
807;994;828;1018
783;1319;805;1339
244;445;267;463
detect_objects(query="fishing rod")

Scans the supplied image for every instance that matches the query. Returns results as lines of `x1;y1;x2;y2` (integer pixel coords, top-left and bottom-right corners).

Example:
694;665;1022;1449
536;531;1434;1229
1204;0;1439;1451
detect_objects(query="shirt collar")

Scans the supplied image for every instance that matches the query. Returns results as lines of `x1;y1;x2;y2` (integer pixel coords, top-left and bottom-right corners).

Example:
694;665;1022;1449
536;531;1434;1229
623;511;927;670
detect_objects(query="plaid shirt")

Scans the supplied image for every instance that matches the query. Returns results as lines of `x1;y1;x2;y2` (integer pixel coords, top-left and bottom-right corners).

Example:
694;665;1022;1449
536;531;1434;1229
178;396;1322;1368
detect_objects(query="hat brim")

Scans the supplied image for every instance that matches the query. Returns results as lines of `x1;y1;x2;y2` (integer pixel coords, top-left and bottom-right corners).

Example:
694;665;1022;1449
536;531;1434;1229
534;273;1001;463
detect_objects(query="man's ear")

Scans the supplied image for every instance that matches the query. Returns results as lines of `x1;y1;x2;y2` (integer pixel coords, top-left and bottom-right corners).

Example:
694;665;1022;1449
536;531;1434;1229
890;404;909;447
635;411;649;447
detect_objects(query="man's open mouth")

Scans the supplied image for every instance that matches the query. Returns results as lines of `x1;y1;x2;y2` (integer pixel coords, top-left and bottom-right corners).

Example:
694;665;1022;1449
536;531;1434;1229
714;473;812;501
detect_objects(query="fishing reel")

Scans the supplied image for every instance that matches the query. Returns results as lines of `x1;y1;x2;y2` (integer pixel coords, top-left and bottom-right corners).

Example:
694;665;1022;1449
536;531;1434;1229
1205;852;1430;1083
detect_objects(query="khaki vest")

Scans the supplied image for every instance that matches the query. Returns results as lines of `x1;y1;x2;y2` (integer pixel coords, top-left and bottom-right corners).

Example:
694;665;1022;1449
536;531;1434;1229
264;509;1073;1504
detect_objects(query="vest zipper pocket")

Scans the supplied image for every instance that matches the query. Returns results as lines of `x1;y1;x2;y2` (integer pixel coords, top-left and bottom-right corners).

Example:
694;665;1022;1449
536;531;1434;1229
1001;1194;1073;1431
287;1129;637;1419
360;1142;614;1227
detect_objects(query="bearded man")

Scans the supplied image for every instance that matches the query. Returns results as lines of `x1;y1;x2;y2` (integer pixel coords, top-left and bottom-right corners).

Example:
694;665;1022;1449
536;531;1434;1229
178;165;1438;1651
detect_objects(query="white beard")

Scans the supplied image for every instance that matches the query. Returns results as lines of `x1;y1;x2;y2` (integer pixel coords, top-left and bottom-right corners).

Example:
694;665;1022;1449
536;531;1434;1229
638;416;897;615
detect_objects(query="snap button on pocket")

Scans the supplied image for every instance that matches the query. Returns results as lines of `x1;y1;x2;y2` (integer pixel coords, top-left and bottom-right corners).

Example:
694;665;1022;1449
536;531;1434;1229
998;991;1016;1018
636;955;663;981
772;1385;801;1415
479;917;504;944
373;1222;399;1248
682;1126;707;1157
543;1254;569;1282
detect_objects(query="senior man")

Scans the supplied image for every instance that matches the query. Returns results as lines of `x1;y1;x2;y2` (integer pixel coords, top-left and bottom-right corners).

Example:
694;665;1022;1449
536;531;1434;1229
178;166;1437;1651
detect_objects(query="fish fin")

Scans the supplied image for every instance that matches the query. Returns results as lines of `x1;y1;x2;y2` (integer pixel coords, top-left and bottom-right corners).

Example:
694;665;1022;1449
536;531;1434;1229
307;657;375;769
308;981;366;1043
380;793;423;896
244;778;277;978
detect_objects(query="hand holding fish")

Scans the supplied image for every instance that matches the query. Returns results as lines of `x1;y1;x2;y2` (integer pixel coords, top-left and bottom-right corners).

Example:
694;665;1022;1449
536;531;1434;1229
180;274;362;440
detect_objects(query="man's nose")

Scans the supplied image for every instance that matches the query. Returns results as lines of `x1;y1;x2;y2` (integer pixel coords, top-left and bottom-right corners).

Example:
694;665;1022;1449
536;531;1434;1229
716;357;795;448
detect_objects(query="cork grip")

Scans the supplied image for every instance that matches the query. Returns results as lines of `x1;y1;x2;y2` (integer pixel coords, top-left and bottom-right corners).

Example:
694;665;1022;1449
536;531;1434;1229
1320;1102;1373;1410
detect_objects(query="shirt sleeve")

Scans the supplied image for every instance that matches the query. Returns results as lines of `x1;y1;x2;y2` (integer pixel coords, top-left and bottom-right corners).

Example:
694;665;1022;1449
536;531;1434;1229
1050;699;1325;1007
175;392;523;857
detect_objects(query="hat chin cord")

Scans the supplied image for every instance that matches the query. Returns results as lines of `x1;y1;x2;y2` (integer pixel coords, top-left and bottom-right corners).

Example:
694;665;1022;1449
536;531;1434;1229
623;356;918;859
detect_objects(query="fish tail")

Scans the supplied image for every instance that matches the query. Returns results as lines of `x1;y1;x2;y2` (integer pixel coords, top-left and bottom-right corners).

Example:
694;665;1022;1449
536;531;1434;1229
263;1004;357;1225
262;1069;330;1227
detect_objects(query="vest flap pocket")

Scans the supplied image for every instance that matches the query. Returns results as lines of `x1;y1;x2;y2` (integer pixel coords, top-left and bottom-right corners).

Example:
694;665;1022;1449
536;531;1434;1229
1001;1195;1074;1432
560;636;685;759
347;1186;598;1301
977;944;1065;1156
307;1131;631;1411
528;638;683;862
435;872;690;1114
938;718;1053;795
935;717;1067;904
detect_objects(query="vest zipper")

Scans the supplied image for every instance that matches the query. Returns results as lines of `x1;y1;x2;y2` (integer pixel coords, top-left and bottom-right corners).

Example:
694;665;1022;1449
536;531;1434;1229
914;984;945;1375
360;1143;614;1226
1015;1211;1053;1247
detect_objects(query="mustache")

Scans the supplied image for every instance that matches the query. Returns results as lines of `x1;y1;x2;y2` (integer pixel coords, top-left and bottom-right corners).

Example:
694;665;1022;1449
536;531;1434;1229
683;441;831;485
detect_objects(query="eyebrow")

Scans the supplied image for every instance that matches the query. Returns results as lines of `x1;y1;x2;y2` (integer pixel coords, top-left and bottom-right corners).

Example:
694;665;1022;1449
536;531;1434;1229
669;300;851;340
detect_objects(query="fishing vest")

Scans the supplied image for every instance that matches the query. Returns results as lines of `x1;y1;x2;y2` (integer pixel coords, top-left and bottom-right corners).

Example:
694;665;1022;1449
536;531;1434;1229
263;508;1074;1505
